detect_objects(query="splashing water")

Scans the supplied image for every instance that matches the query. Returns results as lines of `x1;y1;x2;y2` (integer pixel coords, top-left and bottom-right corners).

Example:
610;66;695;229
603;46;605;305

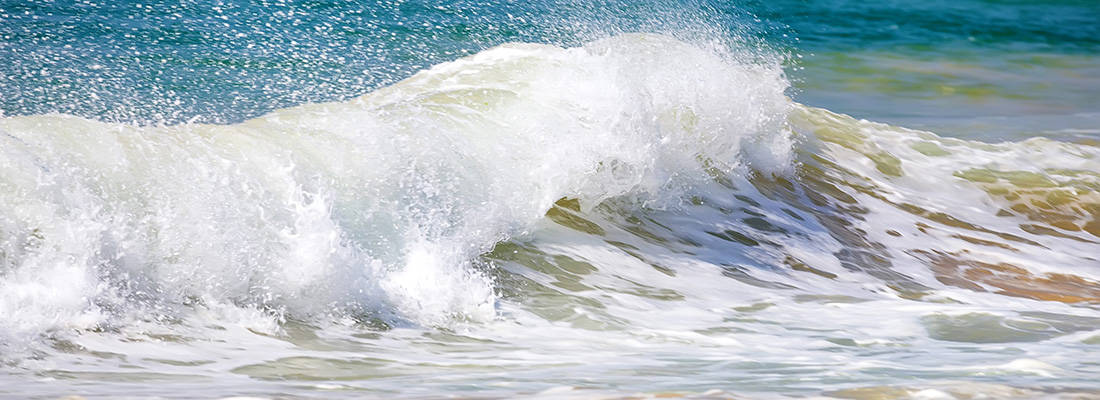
2;1;1099;399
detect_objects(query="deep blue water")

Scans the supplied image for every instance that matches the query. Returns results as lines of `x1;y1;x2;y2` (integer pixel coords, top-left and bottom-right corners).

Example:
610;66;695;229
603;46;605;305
4;0;1097;133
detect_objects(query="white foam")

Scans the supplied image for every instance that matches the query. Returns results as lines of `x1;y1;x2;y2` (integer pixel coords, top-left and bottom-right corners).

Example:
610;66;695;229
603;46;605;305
0;34;792;352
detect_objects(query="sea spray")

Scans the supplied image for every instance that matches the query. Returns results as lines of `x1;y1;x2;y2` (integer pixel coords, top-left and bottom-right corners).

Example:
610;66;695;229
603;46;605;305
2;34;1097;400
0;34;792;351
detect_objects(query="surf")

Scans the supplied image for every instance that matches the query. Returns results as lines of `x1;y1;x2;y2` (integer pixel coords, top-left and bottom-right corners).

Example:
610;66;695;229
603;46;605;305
1;33;1098;399
0;33;792;350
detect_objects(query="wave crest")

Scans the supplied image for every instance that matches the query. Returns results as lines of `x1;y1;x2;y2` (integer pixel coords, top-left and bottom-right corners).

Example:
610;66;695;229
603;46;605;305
0;33;792;351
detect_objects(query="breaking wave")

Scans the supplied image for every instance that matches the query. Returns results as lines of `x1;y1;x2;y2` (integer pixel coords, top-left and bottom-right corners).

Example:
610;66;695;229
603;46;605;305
1;36;1098;397
0;33;792;350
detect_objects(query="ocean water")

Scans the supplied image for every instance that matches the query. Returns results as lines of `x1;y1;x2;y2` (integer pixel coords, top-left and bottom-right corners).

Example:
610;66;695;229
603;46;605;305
1;1;1099;399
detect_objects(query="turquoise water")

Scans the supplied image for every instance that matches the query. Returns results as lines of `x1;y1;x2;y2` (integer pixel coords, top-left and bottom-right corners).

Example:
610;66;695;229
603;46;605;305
6;0;1095;133
2;1;1099;399
768;0;1100;141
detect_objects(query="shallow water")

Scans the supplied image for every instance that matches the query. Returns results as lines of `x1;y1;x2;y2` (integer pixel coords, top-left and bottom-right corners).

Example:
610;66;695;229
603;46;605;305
1;1;1099;399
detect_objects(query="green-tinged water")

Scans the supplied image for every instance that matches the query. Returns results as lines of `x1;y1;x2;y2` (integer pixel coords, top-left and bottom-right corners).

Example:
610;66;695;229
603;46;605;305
1;1;1099;399
756;0;1100;141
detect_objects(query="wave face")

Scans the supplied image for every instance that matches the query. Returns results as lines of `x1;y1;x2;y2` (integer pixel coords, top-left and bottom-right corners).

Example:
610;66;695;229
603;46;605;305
0;33;790;345
2;35;1099;399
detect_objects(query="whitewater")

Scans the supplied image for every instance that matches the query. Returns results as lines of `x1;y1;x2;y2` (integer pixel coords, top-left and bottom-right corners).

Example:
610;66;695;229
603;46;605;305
1;34;1099;399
